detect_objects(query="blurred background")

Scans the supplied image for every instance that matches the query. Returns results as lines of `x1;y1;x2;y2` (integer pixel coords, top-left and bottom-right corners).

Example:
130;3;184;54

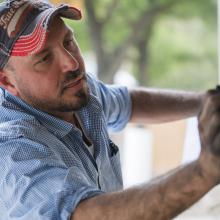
53;0;219;219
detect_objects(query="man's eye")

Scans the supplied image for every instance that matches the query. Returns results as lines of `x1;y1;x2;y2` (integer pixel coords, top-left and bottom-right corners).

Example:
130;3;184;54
65;39;74;46
65;39;78;51
38;54;51;64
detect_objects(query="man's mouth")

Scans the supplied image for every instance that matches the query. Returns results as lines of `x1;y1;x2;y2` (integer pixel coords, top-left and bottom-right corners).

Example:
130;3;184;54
62;73;87;94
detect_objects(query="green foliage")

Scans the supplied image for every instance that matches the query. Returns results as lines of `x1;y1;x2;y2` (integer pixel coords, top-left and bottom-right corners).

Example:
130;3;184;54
149;16;218;90
93;0;149;19
171;0;217;27
102;0;149;52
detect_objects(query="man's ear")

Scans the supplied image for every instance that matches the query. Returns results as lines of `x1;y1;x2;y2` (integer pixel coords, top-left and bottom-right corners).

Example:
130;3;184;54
0;69;19;96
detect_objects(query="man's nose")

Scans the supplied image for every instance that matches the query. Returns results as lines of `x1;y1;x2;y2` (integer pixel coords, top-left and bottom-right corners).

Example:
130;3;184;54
59;48;79;72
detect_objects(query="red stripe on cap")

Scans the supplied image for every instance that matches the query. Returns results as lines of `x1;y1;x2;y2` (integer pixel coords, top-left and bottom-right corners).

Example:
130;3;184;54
12;26;46;53
11;6;82;56
11;31;48;56
14;24;44;44
12;36;48;56
11;14;48;56
11;27;46;56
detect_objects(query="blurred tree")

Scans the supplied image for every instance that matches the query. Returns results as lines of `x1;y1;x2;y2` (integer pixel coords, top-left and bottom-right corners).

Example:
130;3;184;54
148;15;218;90
152;0;217;90
84;0;178;83
83;0;217;85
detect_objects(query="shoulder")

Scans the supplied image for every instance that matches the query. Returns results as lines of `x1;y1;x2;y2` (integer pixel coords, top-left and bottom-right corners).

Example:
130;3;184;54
0;118;45;142
0;88;49;141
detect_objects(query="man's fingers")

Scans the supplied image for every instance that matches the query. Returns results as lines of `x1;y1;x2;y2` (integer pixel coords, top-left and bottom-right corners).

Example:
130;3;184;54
199;90;220;121
212;131;220;156
200;111;220;146
198;88;220;151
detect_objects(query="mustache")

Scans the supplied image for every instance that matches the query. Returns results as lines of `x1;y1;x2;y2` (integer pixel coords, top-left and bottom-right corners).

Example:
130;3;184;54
63;69;82;84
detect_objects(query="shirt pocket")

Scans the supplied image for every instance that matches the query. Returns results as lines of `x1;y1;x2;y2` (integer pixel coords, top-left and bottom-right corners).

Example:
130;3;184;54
108;139;119;157
107;139;123;190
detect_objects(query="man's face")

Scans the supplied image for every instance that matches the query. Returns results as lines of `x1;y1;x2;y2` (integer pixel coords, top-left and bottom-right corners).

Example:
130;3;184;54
3;16;89;118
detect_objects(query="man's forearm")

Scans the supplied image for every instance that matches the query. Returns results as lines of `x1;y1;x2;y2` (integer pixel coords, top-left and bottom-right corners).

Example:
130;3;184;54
129;88;204;124
72;157;217;220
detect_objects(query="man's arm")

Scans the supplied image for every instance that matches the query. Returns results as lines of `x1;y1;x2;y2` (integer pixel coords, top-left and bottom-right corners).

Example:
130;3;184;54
71;90;220;220
129;88;204;123
71;156;218;220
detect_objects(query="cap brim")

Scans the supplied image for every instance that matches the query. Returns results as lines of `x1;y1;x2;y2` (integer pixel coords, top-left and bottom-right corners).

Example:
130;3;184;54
11;5;82;56
59;6;82;20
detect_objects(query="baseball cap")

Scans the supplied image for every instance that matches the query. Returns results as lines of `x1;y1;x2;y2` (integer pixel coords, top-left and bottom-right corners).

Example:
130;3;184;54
0;0;82;69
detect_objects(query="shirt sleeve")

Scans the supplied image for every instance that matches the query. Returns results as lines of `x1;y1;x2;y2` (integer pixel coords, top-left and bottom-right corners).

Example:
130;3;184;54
0;138;103;220
87;74;132;132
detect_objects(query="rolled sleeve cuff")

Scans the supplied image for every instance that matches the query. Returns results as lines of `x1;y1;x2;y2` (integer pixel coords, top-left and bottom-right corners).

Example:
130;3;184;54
16;187;105;220
107;86;132;132
57;187;104;220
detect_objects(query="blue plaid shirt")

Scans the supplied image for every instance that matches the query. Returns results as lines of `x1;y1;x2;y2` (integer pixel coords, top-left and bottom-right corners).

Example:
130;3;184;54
0;74;132;220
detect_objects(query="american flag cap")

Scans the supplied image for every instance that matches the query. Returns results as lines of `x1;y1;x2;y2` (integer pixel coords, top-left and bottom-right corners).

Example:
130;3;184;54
0;0;82;69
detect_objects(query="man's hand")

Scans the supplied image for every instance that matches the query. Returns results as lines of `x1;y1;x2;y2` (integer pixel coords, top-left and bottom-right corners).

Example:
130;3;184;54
198;88;220;183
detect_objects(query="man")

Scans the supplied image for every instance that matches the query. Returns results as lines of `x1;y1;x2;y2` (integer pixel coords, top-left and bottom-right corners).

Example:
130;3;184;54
0;0;218;219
